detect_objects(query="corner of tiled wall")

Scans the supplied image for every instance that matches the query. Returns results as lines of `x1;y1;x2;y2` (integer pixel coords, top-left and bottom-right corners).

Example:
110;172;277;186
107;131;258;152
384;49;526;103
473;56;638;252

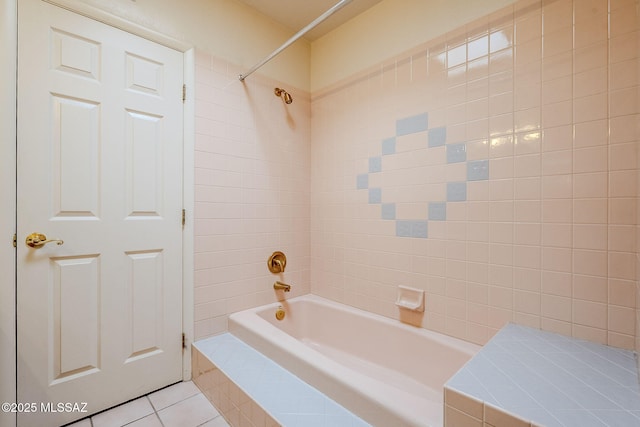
310;0;640;349
637;27;640;353
193;50;311;340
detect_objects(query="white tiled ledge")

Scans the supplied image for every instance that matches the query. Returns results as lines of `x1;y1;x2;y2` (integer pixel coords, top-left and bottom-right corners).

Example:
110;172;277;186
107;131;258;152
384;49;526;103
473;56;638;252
445;323;640;427
192;333;372;427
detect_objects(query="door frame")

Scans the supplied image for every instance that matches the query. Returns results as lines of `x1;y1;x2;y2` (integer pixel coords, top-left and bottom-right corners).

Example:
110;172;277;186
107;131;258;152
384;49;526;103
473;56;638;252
0;1;17;426
1;1;195;422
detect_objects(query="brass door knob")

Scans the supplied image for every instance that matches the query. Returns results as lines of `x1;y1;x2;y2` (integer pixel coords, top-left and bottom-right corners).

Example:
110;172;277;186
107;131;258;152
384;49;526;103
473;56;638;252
25;232;64;248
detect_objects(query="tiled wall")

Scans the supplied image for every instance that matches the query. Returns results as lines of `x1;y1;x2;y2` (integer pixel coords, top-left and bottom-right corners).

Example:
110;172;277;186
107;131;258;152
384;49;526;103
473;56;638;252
193;51;311;340
310;0;639;349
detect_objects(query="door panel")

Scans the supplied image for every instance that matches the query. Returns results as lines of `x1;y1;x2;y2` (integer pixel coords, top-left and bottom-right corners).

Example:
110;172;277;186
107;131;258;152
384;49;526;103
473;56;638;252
126;110;164;216
53;95;101;218
51;255;101;383
17;1;184;425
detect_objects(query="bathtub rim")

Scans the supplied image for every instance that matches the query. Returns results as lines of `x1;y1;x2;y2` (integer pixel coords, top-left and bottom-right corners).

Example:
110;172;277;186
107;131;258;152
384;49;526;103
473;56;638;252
228;293;481;427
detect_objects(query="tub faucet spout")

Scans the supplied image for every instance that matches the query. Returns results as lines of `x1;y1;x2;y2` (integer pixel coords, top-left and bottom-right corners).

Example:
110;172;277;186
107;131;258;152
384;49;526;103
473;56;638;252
273;281;291;292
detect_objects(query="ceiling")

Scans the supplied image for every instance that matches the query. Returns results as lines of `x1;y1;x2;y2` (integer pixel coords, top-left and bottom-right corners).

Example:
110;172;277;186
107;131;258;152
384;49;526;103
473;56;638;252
235;0;384;41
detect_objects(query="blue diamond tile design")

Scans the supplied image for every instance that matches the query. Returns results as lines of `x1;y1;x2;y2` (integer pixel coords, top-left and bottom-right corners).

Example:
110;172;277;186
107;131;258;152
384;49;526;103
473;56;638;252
369;188;382;204
381;203;396;220
428;126;447;147
396;220;428;238
428;202;447;221
411;221;428;238
447;143;467;164
355;110;489;238
396;113;428;136
447;182;467;202
382;138;396;155
356;174;369;189
396;221;412;237
467;159;489;181
369;156;382;173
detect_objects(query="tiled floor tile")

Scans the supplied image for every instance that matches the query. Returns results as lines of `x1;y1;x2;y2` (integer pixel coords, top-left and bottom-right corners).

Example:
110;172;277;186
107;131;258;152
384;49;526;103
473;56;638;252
66;418;91;427
148;381;201;411
157;393;220;427
68;381;229;427
71;381;224;427
200;416;232;427
91;397;154;427
127;413;164;427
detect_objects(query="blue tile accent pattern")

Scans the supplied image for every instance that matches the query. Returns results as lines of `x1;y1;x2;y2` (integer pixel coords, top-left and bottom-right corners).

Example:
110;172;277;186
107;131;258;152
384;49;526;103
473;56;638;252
395;220;411;237
368;188;382;204
396;113;429;136
428;126;447;147
396;220;428;238
381;138;396;155
468;159;489;181
381;203;396;220
446;143;467;164
356;111;489;238
428;202;447;221
411;221;428;238
446;323;640;427
356;174;369;190
369;156;382;173
447;182;467;202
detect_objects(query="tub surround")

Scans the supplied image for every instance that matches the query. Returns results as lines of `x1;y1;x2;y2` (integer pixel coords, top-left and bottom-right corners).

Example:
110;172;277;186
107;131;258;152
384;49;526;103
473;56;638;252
445;323;640;426
311;0;640;352
192;333;370;427
193;50;312;340
195;304;640;426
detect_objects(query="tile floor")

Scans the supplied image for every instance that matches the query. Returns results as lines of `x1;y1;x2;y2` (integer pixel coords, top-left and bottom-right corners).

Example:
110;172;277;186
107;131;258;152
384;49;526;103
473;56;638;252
66;381;230;427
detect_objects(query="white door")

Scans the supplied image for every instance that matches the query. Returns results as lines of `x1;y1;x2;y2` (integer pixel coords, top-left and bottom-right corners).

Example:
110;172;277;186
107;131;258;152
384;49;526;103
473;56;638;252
17;0;185;425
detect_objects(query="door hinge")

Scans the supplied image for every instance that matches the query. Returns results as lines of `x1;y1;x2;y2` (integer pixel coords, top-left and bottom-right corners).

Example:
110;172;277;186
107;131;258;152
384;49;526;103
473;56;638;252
12;233;17;248
182;333;186;349
182;209;186;227
182;84;186;102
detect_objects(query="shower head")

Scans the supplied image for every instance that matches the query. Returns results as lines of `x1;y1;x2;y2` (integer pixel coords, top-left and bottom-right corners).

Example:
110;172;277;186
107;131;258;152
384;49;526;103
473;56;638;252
274;87;293;104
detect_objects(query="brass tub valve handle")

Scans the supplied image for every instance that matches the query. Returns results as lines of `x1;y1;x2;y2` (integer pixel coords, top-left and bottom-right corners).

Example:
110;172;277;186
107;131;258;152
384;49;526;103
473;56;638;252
267;251;286;273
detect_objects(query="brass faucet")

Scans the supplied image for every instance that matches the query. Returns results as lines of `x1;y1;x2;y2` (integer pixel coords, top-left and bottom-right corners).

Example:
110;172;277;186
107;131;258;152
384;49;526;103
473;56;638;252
273;281;291;292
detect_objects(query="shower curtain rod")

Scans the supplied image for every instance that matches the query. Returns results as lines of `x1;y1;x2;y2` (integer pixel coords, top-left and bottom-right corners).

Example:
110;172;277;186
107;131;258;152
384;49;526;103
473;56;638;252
238;0;353;81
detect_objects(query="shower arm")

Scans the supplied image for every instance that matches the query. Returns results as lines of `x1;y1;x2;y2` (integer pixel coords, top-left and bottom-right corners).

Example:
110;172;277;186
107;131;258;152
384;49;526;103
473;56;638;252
238;0;353;81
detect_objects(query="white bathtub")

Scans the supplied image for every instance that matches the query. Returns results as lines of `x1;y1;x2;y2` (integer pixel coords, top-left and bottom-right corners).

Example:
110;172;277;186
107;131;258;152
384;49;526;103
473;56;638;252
228;294;480;427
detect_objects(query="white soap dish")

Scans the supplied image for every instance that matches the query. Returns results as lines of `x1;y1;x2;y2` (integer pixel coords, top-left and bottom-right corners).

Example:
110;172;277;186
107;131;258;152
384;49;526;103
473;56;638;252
395;285;425;312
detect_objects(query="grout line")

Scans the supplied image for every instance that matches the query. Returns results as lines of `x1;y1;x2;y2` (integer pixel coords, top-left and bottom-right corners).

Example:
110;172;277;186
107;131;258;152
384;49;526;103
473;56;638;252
147;393;160;413
150;387;224;427
151;392;167;427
